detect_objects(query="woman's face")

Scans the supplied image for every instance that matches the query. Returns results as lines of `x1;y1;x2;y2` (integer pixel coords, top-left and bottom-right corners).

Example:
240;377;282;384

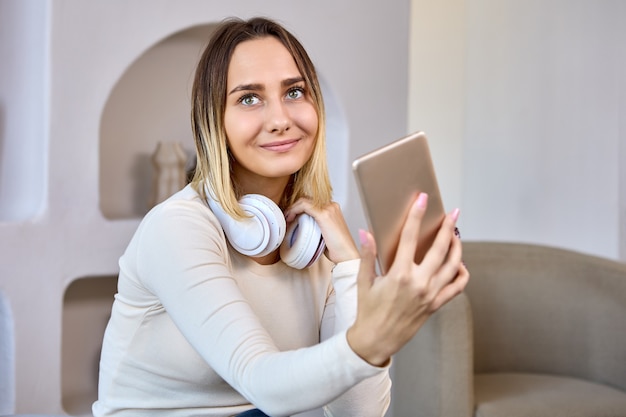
223;36;318;189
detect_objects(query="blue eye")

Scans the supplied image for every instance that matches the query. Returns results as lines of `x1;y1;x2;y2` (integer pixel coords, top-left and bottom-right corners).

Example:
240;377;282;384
239;94;260;106
287;87;305;100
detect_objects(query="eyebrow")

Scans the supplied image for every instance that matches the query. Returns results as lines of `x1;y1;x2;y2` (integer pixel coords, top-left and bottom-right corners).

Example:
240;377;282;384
228;77;305;96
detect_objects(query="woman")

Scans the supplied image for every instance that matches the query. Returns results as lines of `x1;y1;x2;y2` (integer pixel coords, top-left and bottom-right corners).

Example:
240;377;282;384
93;17;468;417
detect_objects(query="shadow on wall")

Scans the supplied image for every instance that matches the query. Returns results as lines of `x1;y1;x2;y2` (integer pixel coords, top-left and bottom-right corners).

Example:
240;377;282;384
131;152;152;216
0;289;16;414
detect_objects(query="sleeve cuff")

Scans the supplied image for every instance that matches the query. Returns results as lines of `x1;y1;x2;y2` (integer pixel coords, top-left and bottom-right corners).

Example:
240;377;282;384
337;330;391;374
331;258;360;278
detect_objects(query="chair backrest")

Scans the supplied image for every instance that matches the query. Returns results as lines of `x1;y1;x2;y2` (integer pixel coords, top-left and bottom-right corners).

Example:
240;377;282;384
463;241;626;392
0;290;15;414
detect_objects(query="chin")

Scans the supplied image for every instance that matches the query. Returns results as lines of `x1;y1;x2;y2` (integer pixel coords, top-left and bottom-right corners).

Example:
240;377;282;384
265;166;301;179
267;156;309;176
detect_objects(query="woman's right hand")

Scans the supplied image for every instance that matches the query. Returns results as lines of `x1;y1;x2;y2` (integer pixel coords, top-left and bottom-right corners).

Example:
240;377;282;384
346;193;469;366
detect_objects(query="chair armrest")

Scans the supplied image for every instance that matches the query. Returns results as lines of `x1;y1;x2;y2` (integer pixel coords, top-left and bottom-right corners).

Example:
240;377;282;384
464;241;626;393
391;293;474;417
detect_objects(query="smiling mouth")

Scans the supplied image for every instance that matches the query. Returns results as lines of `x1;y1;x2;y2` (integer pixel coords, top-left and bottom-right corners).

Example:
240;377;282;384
261;139;300;152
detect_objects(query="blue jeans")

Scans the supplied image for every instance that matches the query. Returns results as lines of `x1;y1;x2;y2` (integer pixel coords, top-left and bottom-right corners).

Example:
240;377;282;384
235;409;271;417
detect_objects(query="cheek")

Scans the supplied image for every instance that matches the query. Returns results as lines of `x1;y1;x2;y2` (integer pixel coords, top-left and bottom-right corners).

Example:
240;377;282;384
224;109;258;148
297;104;319;136
223;109;236;140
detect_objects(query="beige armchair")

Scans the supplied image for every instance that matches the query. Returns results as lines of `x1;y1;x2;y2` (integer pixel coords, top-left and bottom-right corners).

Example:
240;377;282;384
392;241;626;417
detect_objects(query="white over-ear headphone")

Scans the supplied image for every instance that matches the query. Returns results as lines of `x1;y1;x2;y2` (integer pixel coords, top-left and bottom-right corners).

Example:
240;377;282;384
205;186;325;269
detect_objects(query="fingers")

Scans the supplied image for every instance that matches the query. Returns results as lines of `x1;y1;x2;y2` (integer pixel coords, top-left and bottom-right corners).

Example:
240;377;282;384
427;233;462;293
350;225;468;364
430;261;470;312
392;193;428;267
285;198;359;264
283;198;338;229
356;229;378;293
420;207;460;273
283;198;313;222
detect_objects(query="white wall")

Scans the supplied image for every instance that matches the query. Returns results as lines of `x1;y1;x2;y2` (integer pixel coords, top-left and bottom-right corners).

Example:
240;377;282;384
409;0;626;261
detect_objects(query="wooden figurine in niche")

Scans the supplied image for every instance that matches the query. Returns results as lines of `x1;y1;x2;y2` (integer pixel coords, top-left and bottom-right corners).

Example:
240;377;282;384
150;141;188;208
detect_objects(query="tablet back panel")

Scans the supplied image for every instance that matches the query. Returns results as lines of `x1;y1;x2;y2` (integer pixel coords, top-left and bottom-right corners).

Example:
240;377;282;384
352;132;445;273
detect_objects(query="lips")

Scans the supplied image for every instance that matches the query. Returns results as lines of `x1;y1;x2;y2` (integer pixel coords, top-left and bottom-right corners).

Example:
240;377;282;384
260;138;300;152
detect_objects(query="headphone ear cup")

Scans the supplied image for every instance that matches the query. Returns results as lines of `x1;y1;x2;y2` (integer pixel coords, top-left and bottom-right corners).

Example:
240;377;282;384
280;214;326;269
238;194;286;257
205;184;286;257
206;194;270;256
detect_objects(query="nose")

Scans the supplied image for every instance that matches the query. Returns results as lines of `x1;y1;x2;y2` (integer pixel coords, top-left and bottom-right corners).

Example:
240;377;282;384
266;100;292;133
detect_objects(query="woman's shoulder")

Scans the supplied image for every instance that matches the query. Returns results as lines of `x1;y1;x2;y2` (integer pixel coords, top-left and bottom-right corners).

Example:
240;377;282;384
142;184;221;230
128;184;228;259
123;184;231;279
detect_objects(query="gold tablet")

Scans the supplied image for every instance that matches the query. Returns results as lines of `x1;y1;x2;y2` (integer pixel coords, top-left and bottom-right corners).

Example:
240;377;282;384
352;131;446;274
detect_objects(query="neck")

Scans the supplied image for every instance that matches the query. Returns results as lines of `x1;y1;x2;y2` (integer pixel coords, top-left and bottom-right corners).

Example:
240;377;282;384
233;171;292;207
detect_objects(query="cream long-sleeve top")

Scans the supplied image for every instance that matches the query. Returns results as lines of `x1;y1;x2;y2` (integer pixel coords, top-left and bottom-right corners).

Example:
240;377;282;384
92;185;391;417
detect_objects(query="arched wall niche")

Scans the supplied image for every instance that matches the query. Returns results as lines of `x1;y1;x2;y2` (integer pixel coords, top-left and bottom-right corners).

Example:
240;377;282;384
99;23;349;220
99;24;215;219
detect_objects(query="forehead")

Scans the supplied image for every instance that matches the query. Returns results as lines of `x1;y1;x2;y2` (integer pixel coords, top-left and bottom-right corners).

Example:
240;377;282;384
227;36;301;85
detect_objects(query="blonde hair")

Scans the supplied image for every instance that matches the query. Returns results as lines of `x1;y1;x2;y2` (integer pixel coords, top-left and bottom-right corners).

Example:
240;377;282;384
190;17;332;219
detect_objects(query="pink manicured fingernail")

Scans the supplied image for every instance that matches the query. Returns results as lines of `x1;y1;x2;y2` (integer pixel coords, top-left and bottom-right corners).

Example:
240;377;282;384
358;229;369;246
451;208;460;221
416;193;428;209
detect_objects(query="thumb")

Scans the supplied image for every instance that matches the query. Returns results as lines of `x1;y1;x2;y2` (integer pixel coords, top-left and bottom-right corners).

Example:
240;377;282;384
356;229;378;294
